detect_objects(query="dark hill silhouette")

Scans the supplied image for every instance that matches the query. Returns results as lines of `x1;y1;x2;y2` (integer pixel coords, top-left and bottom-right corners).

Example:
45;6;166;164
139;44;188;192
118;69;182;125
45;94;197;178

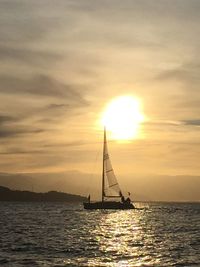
0;186;87;202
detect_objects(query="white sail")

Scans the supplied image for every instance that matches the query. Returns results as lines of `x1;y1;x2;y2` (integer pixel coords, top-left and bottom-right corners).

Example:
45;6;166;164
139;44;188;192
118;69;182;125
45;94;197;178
103;130;121;197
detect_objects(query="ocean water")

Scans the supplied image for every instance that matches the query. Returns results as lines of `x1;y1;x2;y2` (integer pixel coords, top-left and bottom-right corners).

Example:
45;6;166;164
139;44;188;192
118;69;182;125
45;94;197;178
0;202;199;267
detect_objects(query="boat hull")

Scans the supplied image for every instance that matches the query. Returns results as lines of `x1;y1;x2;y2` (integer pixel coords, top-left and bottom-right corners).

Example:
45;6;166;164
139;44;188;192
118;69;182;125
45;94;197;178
83;201;135;210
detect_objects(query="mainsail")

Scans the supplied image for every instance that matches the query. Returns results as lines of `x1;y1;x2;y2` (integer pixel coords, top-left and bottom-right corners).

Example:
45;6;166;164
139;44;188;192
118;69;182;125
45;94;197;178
103;128;122;198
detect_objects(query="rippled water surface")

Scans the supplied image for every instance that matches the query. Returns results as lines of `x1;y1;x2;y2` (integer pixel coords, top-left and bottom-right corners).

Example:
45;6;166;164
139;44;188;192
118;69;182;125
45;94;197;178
0;202;200;266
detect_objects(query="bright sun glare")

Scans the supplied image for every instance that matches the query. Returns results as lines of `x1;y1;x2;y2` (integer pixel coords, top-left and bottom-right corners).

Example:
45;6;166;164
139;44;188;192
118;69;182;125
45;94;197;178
101;95;144;140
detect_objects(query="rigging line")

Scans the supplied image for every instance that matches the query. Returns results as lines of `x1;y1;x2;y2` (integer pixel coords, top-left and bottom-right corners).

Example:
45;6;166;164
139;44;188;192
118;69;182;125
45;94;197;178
108;182;118;188
106;168;113;173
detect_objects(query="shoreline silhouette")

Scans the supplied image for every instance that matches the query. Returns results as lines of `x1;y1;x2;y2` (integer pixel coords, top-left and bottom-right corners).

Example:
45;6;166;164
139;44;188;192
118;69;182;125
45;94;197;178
0;186;87;202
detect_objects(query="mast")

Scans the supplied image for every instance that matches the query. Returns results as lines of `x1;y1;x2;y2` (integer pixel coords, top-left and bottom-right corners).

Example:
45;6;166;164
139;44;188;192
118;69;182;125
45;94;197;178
102;126;106;202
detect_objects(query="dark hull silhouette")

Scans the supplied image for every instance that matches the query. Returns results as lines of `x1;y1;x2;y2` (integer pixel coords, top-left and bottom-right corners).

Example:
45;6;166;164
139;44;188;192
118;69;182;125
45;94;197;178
83;201;135;210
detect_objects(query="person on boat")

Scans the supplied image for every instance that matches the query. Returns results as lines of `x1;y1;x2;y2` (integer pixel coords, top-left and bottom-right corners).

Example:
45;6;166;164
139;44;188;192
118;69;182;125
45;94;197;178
87;194;90;203
126;197;131;204
121;195;125;203
119;190;125;203
123;192;131;204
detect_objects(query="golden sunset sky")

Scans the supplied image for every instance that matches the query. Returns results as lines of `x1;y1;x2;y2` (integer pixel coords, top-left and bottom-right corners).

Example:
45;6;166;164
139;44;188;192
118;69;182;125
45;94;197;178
0;1;199;200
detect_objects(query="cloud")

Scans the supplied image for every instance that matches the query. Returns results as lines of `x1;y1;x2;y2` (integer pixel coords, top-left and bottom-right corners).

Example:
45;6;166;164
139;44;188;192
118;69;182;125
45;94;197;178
0;115;16;125
0;149;46;155
0;1;62;44
0;45;62;66
0;74;88;104
42;140;85;148
144;119;200;133
183;119;200;126
0;76;89;147
156;61;200;89
0;125;44;139
0;114;34;139
144;120;182;127
154;60;200;115
46;104;69;109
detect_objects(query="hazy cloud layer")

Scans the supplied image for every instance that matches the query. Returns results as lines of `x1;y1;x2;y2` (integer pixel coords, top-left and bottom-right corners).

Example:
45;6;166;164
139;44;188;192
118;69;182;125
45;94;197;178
0;45;62;66
0;0;199;184
0;74;88;101
0;115;16;124
157;61;200;88
183;119;200;126
0;126;43;139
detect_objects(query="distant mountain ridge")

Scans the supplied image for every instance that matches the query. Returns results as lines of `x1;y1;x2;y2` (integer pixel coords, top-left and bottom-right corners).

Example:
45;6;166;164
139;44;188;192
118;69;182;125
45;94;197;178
0;186;87;202
0;171;199;202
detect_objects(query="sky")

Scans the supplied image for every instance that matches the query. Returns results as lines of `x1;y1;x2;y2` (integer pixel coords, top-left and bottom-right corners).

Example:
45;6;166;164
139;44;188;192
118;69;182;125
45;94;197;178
0;0;200;199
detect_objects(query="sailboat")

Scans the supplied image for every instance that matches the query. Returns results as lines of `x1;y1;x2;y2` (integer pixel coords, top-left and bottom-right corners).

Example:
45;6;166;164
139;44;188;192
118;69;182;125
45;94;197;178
83;127;135;210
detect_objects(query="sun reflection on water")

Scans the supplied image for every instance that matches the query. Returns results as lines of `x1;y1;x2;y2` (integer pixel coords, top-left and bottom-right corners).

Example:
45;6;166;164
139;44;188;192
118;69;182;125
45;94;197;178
88;210;153;267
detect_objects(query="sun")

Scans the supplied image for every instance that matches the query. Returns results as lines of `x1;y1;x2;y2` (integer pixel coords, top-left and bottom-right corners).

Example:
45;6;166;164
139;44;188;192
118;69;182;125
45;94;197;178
101;95;144;140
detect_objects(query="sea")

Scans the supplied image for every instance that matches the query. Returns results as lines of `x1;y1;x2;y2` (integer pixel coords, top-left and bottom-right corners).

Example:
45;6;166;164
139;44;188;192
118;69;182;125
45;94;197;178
0;202;199;267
